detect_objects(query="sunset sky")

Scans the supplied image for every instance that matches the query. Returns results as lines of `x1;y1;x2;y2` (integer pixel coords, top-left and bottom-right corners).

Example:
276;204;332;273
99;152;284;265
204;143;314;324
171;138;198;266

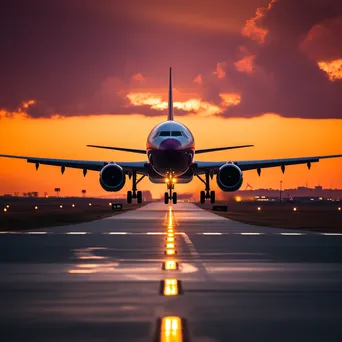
1;0;342;198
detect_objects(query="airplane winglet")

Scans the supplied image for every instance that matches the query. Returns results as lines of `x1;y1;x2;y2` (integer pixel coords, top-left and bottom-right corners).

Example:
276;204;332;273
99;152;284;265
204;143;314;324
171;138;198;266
168;67;174;121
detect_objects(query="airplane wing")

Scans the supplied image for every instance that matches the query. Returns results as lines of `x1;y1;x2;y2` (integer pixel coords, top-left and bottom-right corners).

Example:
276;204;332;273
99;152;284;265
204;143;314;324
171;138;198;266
87;145;146;154
195;154;342;174
0;154;148;174
196;145;254;154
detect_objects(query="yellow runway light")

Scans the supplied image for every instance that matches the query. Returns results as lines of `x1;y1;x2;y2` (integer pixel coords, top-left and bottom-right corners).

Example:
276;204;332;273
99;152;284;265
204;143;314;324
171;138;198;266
166;237;175;243
257;207;261;211
162;260;178;271
168;229;174;233
3;208;7;212
165;249;175;256
34;206;38;210
160;316;182;342
60;205;63;209
293;207;297;212
72;204;75;208
338;207;341;211
6;205;9;208
166;243;175;249
163;279;178;296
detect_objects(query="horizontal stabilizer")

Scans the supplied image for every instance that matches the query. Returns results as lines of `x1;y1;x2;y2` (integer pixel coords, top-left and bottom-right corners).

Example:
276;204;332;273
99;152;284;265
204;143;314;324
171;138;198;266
196;145;254;154
87;145;146;154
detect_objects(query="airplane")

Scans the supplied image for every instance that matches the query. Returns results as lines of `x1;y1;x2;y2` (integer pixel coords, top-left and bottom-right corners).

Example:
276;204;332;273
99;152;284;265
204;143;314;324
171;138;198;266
1;67;342;205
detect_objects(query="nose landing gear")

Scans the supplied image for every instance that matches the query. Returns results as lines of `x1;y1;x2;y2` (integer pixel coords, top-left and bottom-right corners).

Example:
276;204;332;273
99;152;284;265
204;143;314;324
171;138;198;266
164;177;177;204
196;172;216;204
127;171;145;204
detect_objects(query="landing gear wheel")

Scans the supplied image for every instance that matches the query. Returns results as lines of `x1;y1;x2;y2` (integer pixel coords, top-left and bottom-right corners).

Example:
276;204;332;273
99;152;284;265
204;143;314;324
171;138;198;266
127;191;132;204
172;192;177;204
137;191;143;204
164;192;169;204
200;191;205;204
210;190;216;204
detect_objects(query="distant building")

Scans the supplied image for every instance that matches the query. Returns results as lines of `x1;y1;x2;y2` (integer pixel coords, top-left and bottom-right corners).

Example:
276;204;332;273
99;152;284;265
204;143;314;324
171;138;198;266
221;186;341;202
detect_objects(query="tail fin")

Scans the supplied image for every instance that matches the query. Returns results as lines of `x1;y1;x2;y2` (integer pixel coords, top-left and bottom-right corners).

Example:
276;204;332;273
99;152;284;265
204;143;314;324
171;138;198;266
168;67;174;121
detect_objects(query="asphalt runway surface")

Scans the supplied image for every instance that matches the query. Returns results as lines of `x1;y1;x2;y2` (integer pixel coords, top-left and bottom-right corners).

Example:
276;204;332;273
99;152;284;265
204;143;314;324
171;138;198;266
1;203;342;342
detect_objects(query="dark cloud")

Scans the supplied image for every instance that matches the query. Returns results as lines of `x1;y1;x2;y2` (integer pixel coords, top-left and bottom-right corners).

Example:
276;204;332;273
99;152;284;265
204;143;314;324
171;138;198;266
0;0;262;118
300;15;342;61
1;0;342;119
219;0;342;119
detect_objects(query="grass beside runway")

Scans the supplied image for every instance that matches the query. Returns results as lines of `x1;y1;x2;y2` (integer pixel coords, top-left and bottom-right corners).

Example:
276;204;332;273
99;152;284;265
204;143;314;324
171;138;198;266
0;197;143;231
198;202;342;233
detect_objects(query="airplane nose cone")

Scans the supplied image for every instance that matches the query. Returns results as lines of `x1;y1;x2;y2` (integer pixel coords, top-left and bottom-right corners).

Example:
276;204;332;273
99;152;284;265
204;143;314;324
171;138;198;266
160;138;182;150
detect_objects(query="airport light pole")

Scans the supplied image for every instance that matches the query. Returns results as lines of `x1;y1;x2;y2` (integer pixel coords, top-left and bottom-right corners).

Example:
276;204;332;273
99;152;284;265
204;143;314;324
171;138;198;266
55;188;61;198
280;181;283;202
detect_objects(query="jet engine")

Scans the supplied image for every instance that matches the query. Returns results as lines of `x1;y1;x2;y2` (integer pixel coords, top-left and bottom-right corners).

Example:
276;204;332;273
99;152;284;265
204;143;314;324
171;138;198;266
216;163;243;192
99;164;126;192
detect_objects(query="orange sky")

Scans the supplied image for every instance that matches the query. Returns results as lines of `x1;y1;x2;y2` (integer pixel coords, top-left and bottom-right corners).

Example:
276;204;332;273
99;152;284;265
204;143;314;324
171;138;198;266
1;113;341;198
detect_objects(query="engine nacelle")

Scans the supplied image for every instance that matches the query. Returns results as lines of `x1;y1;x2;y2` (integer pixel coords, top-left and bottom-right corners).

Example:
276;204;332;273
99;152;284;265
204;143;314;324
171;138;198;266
99;164;125;192
217;163;243;192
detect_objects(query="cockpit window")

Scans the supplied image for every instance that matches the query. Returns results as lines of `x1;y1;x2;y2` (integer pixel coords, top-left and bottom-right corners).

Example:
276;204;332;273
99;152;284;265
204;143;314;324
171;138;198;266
153;130;189;139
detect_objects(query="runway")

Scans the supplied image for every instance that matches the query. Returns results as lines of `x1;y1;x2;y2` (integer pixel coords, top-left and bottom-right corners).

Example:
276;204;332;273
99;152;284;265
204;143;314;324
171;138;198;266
1;202;342;341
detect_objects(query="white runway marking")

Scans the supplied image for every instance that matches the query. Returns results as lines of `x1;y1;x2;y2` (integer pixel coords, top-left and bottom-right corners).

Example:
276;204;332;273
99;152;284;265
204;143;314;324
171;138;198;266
321;233;342;236
202;232;222;235
147;232;165;235
26;231;47;235
66;232;88;235
107;232;130;235
280;232;305;236
240;232;263;236
181;233;200;258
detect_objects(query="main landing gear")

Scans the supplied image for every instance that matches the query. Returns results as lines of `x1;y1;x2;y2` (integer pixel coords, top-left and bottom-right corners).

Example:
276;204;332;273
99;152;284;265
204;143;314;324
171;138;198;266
127;171;145;204
164;176;177;204
196;172;215;204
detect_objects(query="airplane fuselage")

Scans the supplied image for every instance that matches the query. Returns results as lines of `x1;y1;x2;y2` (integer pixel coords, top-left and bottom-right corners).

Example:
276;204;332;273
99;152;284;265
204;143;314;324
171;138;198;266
146;121;195;183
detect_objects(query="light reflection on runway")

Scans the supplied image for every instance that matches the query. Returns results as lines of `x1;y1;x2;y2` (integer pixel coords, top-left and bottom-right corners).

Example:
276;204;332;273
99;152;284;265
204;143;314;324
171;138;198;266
1;202;342;341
